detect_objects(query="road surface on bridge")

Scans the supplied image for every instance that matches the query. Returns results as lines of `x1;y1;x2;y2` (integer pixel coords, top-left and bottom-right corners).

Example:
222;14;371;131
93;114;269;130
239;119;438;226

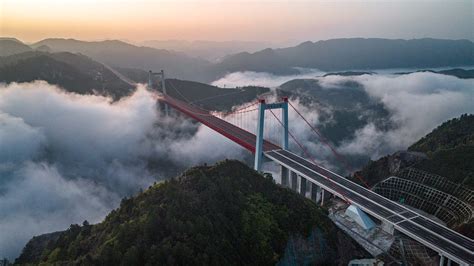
161;94;474;265
265;149;474;265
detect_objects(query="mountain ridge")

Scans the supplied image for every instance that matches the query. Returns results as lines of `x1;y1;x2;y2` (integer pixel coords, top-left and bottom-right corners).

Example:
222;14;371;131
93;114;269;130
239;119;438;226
218;38;474;75
2;37;473;82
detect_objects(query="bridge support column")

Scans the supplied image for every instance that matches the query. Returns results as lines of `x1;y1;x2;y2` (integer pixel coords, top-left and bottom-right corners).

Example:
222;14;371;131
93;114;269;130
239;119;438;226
290;171;298;192
148;70;168;117
254;99;266;171
280;165;289;187
148;71;153;90
281;97;289;150
160;70;169;117
321;189;326;206
300;176;307;196
311;183;318;202
254;97;288;172
439;255;445;266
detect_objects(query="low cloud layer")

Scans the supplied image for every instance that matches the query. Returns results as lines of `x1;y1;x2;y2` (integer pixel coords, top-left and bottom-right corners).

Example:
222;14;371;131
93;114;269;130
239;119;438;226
337;72;474;158
211;68;325;88
212;70;474;162
2;71;473;259
0;81;248;260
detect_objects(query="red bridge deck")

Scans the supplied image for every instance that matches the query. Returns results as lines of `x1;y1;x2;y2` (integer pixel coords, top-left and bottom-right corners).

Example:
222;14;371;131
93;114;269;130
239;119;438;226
161;95;280;153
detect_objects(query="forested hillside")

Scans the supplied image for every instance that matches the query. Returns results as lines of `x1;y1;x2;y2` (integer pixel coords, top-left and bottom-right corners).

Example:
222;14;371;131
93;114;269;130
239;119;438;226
356;114;474;188
16;160;366;265
0;51;135;99
408;114;474;187
0;38;32;56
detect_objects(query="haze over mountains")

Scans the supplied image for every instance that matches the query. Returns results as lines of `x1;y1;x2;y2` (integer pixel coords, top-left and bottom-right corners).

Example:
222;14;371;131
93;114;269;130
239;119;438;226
0;38;33;57
140;40;272;61
216;38;474;75
2;37;473;83
30;38;213;82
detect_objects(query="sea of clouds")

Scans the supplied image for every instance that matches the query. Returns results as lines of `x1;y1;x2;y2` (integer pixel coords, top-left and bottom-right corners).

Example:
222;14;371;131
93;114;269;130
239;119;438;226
211;68;325;88
0;82;248;260
1;69;473;259
215;70;474;160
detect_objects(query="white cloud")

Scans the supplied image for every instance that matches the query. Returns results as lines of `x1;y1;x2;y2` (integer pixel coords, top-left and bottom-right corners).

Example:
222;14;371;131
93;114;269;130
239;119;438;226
0;81;250;260
0;113;45;163
216;70;474;163
211;68;325;88
0;162;115;259
334;72;474;158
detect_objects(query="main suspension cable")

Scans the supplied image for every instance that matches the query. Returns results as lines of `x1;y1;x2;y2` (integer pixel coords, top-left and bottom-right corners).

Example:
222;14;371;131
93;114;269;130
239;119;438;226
288;101;370;188
268;108;351;204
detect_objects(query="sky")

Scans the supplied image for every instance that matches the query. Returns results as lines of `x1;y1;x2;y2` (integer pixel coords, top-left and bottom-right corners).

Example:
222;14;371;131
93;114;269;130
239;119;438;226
1;0;473;44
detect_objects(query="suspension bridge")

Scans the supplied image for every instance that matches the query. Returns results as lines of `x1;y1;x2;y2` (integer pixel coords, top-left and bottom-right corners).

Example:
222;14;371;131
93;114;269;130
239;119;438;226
147;70;473;265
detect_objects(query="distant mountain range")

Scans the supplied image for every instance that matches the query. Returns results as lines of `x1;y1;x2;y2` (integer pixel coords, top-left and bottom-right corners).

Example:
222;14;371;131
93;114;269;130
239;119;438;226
30;38;215;82
0;38;32;56
1;37;473;83
0;48;268;109
140;40;271;61
216;38;474;75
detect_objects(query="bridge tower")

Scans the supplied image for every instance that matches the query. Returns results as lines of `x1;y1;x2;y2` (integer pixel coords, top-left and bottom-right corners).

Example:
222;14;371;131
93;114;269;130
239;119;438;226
148;70;169;116
254;97;289;171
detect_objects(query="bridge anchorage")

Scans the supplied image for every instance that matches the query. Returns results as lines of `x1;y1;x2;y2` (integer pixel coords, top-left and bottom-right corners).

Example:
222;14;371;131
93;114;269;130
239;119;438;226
155;73;474;265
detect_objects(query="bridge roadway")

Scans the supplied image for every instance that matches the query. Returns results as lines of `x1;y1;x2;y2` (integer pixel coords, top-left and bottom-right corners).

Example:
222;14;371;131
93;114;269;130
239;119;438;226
265;149;474;265
161;95;474;265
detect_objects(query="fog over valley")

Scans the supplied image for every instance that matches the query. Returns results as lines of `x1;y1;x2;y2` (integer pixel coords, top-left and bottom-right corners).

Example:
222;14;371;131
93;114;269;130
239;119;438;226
1;68;473;259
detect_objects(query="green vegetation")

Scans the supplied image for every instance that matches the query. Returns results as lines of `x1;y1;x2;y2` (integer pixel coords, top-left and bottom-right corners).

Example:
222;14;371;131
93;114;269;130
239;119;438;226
0;51;134;99
409;114;474;154
354;114;474;188
409;114;474;187
16;160;360;265
164;79;269;111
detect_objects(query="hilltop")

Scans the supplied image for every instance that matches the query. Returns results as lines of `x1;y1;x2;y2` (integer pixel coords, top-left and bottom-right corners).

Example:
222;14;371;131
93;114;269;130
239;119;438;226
0;51;135;99
16;160;367;265
0;38;32;56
